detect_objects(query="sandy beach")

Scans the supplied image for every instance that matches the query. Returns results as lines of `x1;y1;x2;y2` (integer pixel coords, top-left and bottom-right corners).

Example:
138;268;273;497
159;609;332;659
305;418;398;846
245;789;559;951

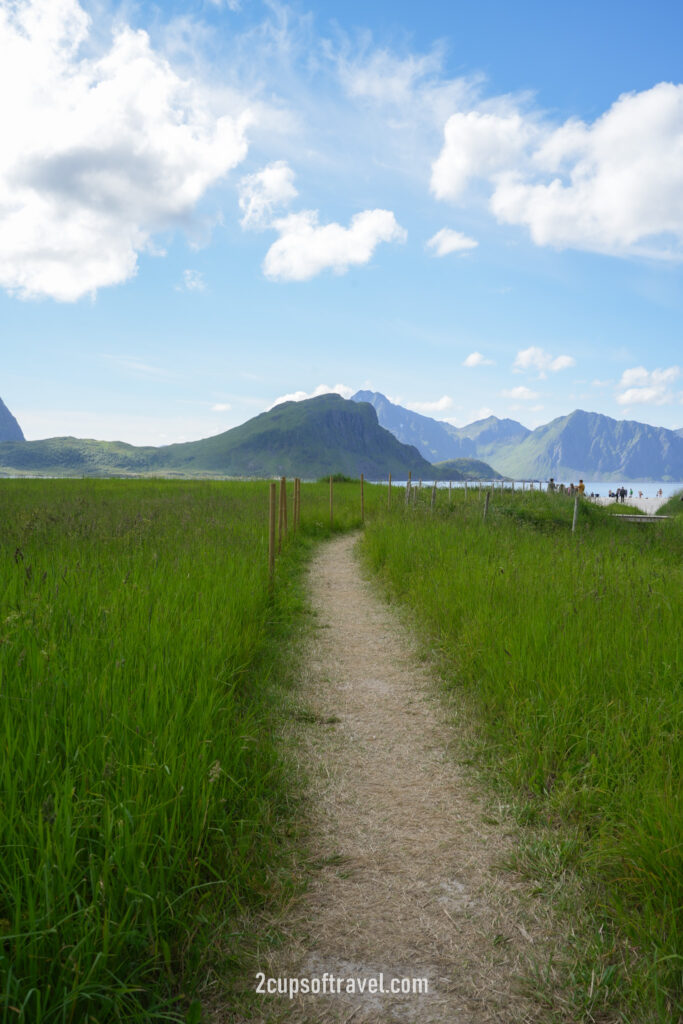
590;493;675;514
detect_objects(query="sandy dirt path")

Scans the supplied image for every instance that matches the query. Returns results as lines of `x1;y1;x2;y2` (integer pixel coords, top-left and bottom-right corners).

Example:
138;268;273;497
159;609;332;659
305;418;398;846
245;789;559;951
250;533;557;1024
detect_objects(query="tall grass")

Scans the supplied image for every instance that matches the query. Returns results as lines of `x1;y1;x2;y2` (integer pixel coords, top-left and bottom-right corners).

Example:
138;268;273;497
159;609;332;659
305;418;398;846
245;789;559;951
361;486;682;1020
0;477;374;1022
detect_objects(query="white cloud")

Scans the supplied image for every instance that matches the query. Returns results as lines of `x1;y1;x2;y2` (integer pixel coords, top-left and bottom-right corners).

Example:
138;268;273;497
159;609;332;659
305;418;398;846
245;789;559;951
432;83;683;259
431;111;536;202
513;346;576;377
501;386;539;401
178;269;206;292
238;160;298;229
263;209;406;281
463;351;494;367
269;383;354;408
426;228;478;256
616;365;680;405
405;395;454;414
208;0;242;10
0;0;251;301
211;402;231;411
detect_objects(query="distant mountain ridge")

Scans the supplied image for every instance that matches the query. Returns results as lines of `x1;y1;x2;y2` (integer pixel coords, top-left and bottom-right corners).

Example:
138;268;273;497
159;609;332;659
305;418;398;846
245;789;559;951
352;391;683;481
0;396;24;442
0;394;499;480
2;389;680;480
351;391;530;461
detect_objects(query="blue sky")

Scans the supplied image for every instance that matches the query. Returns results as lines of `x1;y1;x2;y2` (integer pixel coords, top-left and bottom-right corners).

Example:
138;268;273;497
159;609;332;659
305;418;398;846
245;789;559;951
2;0;682;444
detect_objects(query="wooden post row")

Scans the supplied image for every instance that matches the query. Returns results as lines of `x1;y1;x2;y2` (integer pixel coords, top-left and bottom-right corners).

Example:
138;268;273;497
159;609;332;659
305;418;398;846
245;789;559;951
361;473;365;523
483;489;491;521
268;482;276;586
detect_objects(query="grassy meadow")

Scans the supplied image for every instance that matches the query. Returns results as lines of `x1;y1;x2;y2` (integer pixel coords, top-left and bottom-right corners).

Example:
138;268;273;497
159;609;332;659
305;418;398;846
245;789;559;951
2;475;680;1022
361;484;682;1021
0;477;378;1023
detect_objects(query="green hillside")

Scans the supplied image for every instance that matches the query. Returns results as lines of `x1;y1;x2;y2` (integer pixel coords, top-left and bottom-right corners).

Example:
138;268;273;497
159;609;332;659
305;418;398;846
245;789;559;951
0;395;491;481
433;458;504;480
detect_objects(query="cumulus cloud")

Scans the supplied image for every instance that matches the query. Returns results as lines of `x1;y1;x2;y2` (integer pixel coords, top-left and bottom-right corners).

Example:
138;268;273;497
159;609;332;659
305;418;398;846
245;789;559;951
432;83;683;259
426;228;478;256
463;351;494;367
502;386;538;401
405;395;454;414
513;346;575;377
0;0;251;301
431;111;536;202
238;160;298;229
211;402;231;411
616;365;680;405
263;209;406;281
269;383;354;408
178;269;206;292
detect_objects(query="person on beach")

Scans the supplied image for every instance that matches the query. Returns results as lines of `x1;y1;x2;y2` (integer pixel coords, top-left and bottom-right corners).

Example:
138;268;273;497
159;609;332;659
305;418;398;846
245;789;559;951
578;480;585;495
547;478;555;492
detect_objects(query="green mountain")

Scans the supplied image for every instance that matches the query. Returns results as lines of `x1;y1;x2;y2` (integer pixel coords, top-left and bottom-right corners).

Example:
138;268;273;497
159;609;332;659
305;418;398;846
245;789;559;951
450;414;530;453
151;394;436;479
353;391;683;481
489;410;683;480
0;396;24;442
0;394;498;480
434;458;504;480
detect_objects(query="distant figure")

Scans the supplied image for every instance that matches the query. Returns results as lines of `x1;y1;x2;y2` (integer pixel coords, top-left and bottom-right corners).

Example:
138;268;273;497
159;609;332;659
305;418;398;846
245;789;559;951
578;479;585;495
559;483;565;494
547;477;555;492
629;488;633;498
638;490;643;499
621;487;627;503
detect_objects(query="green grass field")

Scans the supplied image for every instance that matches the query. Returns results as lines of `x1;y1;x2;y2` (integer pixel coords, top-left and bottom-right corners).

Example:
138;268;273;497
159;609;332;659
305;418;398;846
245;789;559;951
2;478;681;1022
0;477;378;1023
360;486;682;1021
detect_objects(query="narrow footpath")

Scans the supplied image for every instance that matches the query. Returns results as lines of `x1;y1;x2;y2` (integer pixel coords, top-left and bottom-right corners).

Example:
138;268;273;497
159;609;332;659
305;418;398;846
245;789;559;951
249;533;560;1024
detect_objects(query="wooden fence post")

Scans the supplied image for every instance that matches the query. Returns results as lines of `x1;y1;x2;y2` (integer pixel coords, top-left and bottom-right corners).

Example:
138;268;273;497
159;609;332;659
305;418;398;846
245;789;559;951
572;495;579;533
278;476;286;552
268;482;276;587
360;473;365;523
483;489;491;521
293;477;300;532
431;481;437;511
388;472;392;510
329;475;333;527
405;470;412;505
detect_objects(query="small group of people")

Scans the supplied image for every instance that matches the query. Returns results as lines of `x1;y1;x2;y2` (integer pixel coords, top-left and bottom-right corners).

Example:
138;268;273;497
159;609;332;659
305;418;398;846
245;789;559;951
547;478;586;496
608;486;629;503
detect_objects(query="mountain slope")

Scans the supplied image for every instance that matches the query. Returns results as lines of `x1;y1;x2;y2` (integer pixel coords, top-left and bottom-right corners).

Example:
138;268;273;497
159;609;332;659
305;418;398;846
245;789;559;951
351;390;476;461
490;410;683;480
152;394;437;479
0;396;24;441
0;395;477;480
